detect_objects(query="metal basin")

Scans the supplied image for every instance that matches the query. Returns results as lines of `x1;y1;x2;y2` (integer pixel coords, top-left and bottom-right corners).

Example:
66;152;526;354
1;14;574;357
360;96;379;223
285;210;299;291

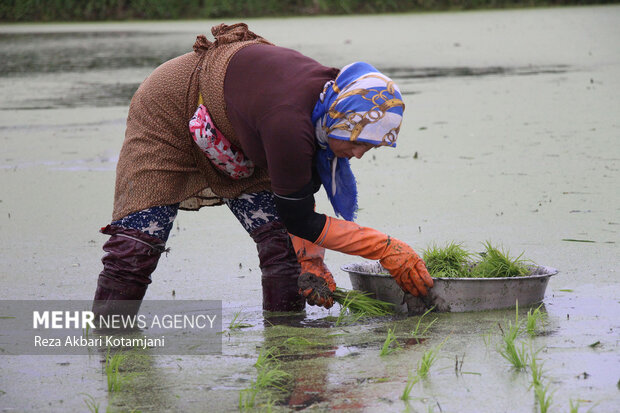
342;261;558;314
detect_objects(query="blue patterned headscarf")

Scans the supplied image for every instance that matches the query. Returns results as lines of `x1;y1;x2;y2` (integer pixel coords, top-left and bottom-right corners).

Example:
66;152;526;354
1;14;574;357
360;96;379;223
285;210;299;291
312;62;405;221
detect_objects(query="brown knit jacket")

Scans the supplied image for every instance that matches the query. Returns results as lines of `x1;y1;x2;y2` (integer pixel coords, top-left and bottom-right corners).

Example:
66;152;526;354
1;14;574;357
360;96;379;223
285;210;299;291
112;24;272;220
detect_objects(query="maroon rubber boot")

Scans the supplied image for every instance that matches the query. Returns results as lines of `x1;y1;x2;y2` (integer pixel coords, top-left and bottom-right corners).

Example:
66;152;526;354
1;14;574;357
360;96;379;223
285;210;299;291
250;221;305;312
92;225;167;319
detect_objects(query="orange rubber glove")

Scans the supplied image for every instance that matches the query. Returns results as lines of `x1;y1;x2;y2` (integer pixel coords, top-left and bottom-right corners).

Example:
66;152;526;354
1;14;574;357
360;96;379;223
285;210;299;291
290;234;336;309
315;216;433;297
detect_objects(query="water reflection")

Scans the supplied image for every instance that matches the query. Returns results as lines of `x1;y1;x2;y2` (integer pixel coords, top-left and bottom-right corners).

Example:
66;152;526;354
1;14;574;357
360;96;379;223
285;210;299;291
0;31;571;110
0;31;185;75
0;30;190;110
383;64;570;79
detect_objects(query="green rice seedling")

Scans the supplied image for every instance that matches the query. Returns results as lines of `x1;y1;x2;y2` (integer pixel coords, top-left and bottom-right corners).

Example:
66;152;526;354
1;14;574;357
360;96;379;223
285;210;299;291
410;307;438;344
83;323;91;340
529;348;544;388
334;291;364;326
283;336;326;350
256;355;289;389
498;305;529;369
80;393;100;413
422;242;472;278
239;387;258;411
260;398;276;413
482;328;494;349
528;345;554;413
473;242;531;278
333;288;394;317
417;342;444;378
254;366;290;391
229;310;253;330
334;307;363;326
417;348;438;378
533;381;553;413
569;399;580;413
380;327;400;356
400;372;420;401
254;347;278;369
499;335;529;369
427;404;438;413
240;347;290;410
105;348;128;392
333;288;393;326
526;305;547;337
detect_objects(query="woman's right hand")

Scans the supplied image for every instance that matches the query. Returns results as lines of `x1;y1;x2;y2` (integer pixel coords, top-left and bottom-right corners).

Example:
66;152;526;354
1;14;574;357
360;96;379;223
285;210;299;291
379;237;433;296
315;216;433;296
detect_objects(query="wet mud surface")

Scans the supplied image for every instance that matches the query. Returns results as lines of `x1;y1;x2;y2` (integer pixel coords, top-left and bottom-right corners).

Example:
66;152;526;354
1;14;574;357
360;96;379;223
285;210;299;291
1;6;619;412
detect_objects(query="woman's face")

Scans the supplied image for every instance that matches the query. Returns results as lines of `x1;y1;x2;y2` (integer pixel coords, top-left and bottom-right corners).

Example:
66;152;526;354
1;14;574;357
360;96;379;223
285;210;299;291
328;138;376;159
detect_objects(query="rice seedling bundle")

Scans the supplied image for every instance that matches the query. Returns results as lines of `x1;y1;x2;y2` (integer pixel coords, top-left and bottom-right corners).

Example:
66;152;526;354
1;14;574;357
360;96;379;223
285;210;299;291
423;241;533;279
423;242;472;278
332;288;394;317
472;242;531;278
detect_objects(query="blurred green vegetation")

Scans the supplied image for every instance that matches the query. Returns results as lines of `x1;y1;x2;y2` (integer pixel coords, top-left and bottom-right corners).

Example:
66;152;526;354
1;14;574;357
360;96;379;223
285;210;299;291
1;0;616;22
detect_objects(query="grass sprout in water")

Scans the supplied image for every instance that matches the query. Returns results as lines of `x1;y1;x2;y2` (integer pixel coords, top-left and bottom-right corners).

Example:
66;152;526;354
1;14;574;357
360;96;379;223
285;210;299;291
423;242;472;278
473;241;531;278
379;327;401;356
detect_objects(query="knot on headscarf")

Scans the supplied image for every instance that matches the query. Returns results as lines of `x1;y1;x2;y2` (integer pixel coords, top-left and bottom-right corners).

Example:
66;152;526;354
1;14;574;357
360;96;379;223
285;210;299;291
312;62;405;222
193;23;267;53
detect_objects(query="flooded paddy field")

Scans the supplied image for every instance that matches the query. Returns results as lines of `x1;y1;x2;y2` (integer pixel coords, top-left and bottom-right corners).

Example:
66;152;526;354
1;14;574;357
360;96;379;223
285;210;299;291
1;6;619;412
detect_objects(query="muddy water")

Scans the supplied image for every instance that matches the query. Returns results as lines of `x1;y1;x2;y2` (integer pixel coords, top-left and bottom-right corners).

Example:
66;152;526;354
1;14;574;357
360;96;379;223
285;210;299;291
1;6;619;412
